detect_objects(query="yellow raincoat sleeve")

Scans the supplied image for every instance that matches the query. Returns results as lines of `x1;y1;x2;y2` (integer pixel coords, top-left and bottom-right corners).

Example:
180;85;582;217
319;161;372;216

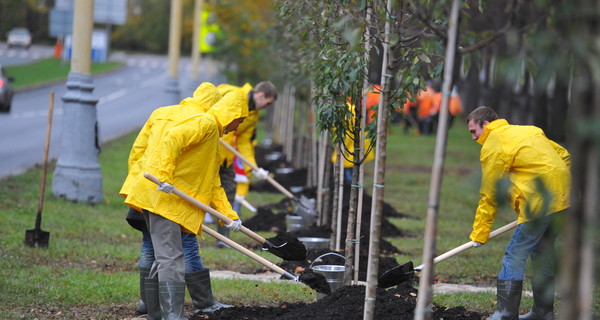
549;140;571;168
469;141;510;243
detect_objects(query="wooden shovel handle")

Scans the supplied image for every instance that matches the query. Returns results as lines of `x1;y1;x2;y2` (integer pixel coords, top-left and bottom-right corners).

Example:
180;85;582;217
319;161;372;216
415;221;517;271
37;92;54;222
143;172;267;245
201;224;297;281
219;138;295;199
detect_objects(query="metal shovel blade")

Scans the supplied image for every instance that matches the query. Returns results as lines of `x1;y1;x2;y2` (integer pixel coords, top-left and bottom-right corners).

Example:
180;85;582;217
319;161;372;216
25;228;50;248
377;261;415;288
295;195;317;222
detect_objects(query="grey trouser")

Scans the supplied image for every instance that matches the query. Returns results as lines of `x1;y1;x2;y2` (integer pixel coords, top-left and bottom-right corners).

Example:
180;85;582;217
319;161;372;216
143;210;185;282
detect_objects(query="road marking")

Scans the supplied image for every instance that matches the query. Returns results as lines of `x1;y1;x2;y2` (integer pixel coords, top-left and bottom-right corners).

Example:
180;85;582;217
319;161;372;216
98;89;127;105
140;72;168;88
7;108;63;120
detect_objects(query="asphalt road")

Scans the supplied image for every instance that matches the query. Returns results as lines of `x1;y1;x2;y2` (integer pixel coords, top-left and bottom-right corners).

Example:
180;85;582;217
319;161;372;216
0;44;226;178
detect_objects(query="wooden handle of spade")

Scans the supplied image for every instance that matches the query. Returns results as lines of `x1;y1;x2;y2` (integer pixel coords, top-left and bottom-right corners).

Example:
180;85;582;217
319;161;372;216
143;172;268;245
219;138;296;199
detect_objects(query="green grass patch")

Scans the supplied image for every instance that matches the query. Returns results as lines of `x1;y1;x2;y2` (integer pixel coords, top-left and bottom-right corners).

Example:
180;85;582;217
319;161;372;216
5;57;122;89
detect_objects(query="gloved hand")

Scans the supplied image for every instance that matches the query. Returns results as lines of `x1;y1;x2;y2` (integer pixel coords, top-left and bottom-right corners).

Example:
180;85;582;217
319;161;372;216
472;241;484;248
157;182;174;193
225;219;242;232
234;194;245;203
254;168;269;180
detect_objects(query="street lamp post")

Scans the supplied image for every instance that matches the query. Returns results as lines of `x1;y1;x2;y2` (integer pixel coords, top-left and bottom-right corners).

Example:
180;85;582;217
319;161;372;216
52;0;103;203
165;0;183;104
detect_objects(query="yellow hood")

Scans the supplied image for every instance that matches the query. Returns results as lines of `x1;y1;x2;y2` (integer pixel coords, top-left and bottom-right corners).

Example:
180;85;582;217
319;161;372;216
208;87;248;133
179;82;222;112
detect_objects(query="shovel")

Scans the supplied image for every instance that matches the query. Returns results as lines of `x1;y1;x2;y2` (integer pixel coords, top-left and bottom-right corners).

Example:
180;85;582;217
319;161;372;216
378;220;517;288
25;92;55;248
144;172;307;261
201;223;331;294
219;139;318;220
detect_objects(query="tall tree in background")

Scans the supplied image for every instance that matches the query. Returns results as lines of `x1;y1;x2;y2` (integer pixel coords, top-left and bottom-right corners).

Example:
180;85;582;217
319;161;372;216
209;0;277;84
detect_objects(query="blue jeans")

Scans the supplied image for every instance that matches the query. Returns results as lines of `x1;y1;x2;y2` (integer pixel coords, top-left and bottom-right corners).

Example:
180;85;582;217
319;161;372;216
343;168;353;184
139;227;204;273
498;212;561;281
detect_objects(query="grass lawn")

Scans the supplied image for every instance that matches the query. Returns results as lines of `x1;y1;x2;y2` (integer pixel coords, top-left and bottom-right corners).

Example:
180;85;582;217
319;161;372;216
0;115;598;318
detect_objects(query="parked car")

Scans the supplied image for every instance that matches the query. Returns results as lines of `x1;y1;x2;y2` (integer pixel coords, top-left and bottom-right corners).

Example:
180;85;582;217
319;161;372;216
6;28;32;49
0;65;15;112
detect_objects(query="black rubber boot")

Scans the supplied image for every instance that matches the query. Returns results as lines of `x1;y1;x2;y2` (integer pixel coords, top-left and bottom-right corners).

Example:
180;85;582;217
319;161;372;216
144;277;161;320
215;225;230;248
185;269;232;314
135;267;151;315
519;283;555;320
158;281;187;320
486;279;523;320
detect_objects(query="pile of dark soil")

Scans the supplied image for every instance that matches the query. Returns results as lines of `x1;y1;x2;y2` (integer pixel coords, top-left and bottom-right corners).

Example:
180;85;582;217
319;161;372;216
192;282;486;320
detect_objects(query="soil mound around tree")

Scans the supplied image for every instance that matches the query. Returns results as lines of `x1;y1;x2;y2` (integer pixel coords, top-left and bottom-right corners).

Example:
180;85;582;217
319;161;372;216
193;282;486;319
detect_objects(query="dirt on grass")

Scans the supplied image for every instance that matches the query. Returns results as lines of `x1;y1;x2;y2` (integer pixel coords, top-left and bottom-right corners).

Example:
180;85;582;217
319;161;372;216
191;282;487;319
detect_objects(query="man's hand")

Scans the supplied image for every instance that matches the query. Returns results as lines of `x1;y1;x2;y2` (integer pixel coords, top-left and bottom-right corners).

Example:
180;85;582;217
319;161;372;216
472;241;484;248
254;168;269;180
225;219;242;232
157;182;174;193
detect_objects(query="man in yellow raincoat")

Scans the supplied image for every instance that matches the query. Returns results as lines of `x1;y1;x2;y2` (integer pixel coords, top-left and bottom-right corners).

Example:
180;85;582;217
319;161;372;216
122;86;247;319
215;81;278;247
120;83;243;317
466;106;570;320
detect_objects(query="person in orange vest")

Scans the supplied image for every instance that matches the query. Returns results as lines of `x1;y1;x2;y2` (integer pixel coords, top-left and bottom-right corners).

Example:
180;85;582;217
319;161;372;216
416;83;436;135
399;92;419;134
54;36;63;59
431;85;463;131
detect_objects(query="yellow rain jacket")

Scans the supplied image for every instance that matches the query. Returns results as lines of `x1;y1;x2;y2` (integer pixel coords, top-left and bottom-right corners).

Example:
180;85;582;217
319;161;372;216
217;83;260;197
120;82;221;199
470;119;571;243
123;89;248;235
331;102;375;168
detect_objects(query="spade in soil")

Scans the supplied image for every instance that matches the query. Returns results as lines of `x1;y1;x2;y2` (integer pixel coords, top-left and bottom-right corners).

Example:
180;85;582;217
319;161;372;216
25;92;55;248
378;221;517;288
202;225;330;294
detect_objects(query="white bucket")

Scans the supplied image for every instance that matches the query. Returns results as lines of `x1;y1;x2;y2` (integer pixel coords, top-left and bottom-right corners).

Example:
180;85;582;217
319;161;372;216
310;252;346;299
285;215;304;232
298;237;329;250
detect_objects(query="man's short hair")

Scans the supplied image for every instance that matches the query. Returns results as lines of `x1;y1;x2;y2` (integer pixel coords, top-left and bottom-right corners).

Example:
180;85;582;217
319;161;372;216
467;106;499;126
255;81;278;100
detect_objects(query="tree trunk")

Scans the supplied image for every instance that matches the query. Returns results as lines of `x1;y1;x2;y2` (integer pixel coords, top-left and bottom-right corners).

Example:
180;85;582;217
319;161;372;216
363;0;393;318
414;1;460;319
343;113;361;284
